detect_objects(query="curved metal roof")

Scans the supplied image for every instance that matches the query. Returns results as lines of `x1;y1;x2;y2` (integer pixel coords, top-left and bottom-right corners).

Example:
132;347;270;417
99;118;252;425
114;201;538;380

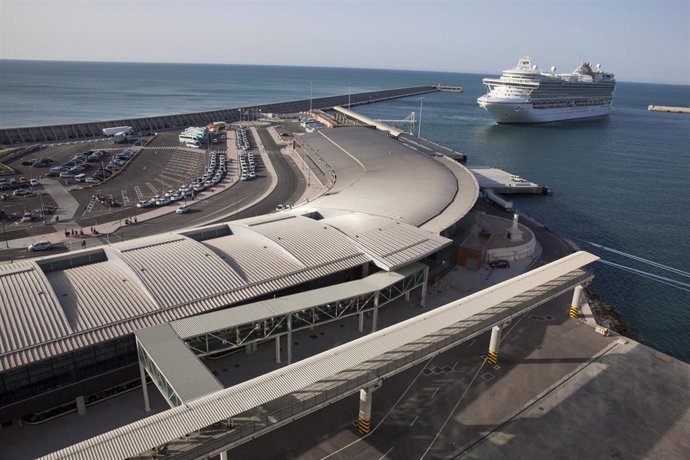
0;127;476;372
302;127;459;226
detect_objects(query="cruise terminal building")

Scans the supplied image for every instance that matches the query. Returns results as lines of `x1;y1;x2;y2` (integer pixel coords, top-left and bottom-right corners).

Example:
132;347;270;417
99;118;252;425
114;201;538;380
0;126;479;425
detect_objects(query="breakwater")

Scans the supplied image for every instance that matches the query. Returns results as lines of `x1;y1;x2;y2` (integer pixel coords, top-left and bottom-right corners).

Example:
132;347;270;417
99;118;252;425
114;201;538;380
648;105;690;114
0;86;437;146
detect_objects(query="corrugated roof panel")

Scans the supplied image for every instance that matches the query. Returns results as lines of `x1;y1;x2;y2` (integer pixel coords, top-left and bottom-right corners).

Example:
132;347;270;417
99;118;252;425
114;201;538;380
202;234;303;284
46;262;158;332
114;236;245;308
0;261;71;364
303;127;458;226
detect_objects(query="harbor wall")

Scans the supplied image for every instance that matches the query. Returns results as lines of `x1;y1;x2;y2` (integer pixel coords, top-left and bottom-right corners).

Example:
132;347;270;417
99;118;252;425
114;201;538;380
0;86;437;146
648;105;690;114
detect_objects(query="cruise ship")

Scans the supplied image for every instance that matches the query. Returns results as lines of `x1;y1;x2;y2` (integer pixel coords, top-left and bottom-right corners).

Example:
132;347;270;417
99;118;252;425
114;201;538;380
477;57;616;123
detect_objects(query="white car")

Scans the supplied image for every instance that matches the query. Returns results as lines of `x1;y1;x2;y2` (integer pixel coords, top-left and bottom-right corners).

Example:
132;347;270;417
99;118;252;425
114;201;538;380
30;179;40;187
176;204;190;214
136;199;151;208
20;211;33;222
28;240;52;252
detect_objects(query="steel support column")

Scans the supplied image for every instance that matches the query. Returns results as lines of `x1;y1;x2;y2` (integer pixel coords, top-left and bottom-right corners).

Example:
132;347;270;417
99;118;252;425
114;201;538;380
287;314;293;364
421;264;429;307
139;360;151;413
372;292;380;332
275;336;281;364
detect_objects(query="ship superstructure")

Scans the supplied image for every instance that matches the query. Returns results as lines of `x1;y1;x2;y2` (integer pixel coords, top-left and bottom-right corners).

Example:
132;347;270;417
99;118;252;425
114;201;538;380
477;57;616;123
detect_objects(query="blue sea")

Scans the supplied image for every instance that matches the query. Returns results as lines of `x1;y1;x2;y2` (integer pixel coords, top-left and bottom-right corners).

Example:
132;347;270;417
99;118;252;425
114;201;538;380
1;60;689;362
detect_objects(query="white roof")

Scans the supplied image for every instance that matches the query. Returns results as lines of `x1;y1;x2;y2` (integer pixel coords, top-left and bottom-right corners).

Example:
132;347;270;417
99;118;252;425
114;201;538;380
303;128;459;226
135;324;223;404
170;263;421;340
0;127;476;372
41;252;598;460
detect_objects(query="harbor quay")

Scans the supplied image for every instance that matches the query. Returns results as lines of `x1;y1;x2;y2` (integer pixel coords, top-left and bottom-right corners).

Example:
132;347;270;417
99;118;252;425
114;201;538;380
0;86;438;146
0;107;688;460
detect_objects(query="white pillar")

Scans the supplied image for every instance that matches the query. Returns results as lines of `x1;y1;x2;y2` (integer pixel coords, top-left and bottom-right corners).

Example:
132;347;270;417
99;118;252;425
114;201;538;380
220;450;229;460
252;341;258;352
570;285;584;318
275;336;281;364
487;325;502;365
358;387;374;435
421;265;429;307
358;311;364;332
405;290;410;301
139;360;151;413
76;395;86;415
371;292;379;333
287;314;293;364
245;343;252;355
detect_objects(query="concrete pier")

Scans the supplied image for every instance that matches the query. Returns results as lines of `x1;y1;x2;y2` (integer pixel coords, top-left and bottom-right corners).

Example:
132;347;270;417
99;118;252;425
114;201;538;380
470;167;548;195
0;86;438;146
648;105;690;114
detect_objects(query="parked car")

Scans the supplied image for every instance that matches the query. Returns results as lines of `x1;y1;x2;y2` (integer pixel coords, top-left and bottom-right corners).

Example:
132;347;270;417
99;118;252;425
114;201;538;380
85;176;100;184
21;158;38;166
489;259;510;269
176;204;190;214
13;188;31;197
28;240;52;252
29;179;40;187
20;211;33;222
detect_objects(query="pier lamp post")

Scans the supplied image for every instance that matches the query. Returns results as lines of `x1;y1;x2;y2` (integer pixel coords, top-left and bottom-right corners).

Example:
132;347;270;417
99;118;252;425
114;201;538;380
417;97;424;139
309;81;313;113
348;83;351;109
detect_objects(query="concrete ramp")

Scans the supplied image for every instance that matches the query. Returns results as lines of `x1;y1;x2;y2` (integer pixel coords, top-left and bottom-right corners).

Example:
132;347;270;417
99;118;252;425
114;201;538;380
41;179;81;221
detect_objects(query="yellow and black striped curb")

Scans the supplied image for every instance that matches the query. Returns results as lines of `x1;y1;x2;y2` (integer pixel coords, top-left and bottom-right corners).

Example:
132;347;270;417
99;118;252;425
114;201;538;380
487;350;499;365
358;418;371;434
569;305;580;318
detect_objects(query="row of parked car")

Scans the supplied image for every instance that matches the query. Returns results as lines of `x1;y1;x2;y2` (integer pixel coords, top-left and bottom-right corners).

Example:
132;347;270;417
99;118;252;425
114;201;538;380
44;148;139;183
240;151;257;181
135;152;227;211
236;128;251;151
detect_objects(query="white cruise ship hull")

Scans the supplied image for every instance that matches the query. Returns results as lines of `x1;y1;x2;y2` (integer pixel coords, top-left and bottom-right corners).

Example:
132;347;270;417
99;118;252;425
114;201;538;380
479;102;611;124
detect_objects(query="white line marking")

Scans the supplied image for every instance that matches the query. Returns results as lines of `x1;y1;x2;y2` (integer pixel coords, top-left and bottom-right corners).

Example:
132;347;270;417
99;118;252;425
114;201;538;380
410;415;419;427
377;447;394;460
430;388;439;399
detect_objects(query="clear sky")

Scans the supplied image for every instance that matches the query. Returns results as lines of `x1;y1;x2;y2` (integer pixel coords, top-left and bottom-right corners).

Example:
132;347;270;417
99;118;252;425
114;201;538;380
1;0;688;84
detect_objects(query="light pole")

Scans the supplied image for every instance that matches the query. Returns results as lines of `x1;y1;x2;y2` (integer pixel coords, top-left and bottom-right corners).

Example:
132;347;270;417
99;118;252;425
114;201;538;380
417;97;424;139
309;81;313;113
348;83;351;109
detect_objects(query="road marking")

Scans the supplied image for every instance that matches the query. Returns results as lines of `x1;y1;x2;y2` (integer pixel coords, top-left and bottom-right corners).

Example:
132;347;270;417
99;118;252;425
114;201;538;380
83;195;98;215
430;388;439;399
146;182;158;193
410;416;419;427
377;447;394;460
133;186;144;201
452;361;458;371
121;190;129;206
155;178;173;188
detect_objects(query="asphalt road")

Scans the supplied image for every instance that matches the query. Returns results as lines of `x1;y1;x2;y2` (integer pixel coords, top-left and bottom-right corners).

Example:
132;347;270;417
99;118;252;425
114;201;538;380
97;127;305;241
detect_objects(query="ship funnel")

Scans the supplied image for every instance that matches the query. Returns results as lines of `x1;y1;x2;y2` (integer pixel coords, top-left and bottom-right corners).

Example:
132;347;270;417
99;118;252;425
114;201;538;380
550;65;556;75
596;63;602;71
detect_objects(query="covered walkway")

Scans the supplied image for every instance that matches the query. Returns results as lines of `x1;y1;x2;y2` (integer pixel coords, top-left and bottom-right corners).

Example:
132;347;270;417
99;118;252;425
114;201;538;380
42;252;597;460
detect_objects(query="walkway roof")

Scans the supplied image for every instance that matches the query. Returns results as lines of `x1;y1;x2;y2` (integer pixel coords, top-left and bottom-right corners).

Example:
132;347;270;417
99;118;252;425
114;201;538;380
41;252;598;460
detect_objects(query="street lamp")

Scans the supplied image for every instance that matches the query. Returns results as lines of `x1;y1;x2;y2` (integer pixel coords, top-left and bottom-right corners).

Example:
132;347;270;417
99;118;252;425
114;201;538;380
348;83;351;109
417;97;424;139
309;81;313;113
